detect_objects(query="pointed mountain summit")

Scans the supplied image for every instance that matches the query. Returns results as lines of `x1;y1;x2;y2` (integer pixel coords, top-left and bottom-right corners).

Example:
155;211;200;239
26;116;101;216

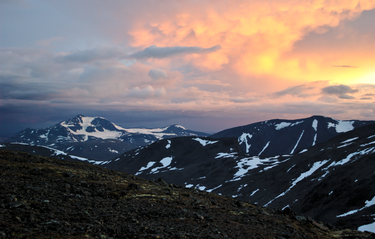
6;115;209;160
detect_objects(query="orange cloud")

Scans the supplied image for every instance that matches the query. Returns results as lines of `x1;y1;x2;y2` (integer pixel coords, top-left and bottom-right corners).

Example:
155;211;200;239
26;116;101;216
123;0;374;87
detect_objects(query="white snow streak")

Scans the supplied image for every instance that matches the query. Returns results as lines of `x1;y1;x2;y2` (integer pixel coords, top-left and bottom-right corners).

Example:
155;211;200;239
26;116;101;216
258;141;270;156
250;189;259;196
206;184;223;192
215;152;237;159
193;138;218;146
340;137;359;144
337;195;375;218
312;134;317;146
360;141;375;147
265;160;328;206
290;130;304;154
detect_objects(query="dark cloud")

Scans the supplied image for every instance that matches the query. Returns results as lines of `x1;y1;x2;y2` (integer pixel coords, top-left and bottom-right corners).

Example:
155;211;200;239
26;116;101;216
148;68;168;80
332;65;357;68
55;46;124;63
272;85;313;98
129;45;221;59
321;84;358;99
230;97;256;103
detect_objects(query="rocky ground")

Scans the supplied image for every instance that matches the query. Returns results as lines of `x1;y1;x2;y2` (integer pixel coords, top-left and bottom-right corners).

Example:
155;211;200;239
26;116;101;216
1;149;374;239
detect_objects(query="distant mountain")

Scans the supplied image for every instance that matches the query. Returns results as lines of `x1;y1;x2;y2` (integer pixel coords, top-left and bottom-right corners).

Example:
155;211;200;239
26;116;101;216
6;114;209;160
211;115;374;156
104;123;375;231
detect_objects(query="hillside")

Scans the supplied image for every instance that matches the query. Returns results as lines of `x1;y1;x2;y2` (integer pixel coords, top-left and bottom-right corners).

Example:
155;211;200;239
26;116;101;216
104;123;375;231
1;149;374;238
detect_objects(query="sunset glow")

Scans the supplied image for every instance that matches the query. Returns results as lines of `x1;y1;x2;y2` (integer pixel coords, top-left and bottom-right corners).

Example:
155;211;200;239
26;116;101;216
0;0;374;136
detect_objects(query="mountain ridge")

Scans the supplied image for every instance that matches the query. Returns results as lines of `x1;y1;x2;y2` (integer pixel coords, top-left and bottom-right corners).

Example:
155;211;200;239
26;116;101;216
211;115;374;156
6;114;209;160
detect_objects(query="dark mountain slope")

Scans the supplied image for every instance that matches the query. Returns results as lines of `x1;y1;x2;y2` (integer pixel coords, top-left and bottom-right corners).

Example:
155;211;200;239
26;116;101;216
0;143;107;166
105;137;245;190
211;115;374;156
3;150;373;238
105;123;375;231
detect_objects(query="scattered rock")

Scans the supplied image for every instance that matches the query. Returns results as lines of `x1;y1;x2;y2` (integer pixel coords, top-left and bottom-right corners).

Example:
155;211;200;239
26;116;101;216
1;149;374;239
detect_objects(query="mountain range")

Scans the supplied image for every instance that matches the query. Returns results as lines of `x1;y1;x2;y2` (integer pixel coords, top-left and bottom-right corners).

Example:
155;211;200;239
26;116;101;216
6;114;209;160
2;114;375;232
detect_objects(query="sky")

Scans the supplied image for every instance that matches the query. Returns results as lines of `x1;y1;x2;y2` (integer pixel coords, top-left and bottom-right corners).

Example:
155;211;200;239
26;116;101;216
1;0;374;136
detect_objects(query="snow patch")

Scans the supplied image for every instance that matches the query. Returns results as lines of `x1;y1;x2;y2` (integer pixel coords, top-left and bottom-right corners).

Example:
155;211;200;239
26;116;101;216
123;126;175;140
238;133;252;153
0;144;5;148
328;120;355;133
231;156;282;181
275;121;303;130
192;138;218;146
299;149;308;154
166;140;171;149
149;156;183;174
215;152;238;159
135;161;156;175
312;119;318;131
108;148;119;154
358;221;375;233
174;125;186;130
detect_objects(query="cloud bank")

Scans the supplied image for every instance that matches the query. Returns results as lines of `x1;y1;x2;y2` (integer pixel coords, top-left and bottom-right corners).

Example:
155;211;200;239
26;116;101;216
0;0;374;136
129;45;221;59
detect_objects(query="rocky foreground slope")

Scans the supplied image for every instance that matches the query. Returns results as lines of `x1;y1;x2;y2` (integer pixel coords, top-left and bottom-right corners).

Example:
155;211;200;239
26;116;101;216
1;150;374;238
